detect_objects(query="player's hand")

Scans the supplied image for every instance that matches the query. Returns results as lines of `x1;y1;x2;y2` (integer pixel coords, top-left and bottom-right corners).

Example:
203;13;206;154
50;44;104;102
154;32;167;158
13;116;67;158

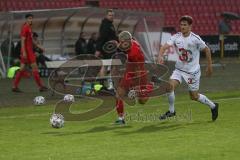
22;52;27;59
95;51;101;57
157;56;164;64
41;48;45;52
206;65;213;77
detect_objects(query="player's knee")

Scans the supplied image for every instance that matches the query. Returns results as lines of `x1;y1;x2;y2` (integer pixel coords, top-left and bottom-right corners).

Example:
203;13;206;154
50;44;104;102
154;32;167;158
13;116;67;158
116;87;125;98
190;95;199;101
138;97;148;104
167;84;174;92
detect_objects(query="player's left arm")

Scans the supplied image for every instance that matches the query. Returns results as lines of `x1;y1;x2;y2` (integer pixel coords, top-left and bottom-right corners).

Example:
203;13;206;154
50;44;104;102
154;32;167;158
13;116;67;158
33;39;45;52
202;46;213;77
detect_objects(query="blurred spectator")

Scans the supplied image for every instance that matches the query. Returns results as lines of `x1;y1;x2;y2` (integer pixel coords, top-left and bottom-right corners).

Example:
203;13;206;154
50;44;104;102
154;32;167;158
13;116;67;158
87;32;97;54
75;32;88;55
218;17;231;34
14;40;21;60
95;9;118;58
0;31;15;65
32;32;51;68
95;9;118;90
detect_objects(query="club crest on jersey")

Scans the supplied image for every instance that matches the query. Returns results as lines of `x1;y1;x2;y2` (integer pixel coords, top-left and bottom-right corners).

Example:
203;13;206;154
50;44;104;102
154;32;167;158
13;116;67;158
175;41;184;48
178;48;193;63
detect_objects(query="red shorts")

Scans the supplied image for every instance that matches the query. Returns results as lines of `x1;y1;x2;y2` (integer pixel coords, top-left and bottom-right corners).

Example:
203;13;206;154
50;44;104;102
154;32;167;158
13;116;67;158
119;70;153;98
20;52;36;64
119;71;148;90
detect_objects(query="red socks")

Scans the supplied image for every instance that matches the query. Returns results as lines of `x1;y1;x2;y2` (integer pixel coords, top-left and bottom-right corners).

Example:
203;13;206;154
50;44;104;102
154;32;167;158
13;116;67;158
116;99;124;117
13;70;24;88
13;69;43;89
32;69;43;88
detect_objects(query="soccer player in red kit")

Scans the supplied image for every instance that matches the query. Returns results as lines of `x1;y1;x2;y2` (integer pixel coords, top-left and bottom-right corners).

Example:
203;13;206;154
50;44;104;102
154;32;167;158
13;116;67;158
12;14;47;92
115;31;153;124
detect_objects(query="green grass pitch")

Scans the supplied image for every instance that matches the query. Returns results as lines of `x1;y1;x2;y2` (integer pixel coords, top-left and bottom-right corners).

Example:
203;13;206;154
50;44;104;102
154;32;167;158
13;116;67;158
0;90;240;160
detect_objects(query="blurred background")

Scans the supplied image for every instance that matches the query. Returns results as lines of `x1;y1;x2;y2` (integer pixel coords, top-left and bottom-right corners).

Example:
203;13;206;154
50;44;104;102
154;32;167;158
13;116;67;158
0;0;239;106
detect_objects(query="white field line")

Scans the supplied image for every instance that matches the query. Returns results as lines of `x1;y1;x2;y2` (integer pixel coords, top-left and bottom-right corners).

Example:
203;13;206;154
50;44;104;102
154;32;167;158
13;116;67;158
0;97;240;119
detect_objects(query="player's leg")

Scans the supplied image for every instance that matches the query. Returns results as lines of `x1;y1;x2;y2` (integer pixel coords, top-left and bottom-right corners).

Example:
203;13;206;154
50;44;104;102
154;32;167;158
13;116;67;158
115;86;126;124
106;66;114;90
160;69;182;120
189;91;218;121
12;62;26;92
137;76;154;105
98;66;110;90
186;70;218;121
30;62;48;92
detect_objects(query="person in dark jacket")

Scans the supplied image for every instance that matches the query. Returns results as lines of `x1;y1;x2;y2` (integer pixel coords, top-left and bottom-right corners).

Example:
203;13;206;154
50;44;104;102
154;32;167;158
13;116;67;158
1;31;16;65
87;32;97;54
95;9;118;59
95;9;118;90
75;32;88;55
32;32;51;68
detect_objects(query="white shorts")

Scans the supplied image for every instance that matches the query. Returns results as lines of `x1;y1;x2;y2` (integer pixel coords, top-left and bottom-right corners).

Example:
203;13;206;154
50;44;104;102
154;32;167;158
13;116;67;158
170;69;201;91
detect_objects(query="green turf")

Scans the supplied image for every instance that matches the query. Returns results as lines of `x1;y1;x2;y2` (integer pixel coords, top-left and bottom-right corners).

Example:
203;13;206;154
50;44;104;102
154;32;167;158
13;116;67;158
0;91;240;160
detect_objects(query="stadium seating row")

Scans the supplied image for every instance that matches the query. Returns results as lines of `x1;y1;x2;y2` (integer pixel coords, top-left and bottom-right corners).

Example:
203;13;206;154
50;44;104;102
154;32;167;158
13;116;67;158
0;0;239;35
0;0;85;11
99;0;240;35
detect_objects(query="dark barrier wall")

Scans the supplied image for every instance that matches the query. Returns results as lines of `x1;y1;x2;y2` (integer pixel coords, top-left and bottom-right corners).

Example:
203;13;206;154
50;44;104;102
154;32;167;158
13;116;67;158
201;35;240;57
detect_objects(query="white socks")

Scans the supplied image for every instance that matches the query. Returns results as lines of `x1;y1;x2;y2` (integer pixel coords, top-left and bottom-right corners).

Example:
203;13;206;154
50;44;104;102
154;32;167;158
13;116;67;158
197;94;215;109
118;117;124;120
107;78;114;90
167;92;215;112
168;91;175;113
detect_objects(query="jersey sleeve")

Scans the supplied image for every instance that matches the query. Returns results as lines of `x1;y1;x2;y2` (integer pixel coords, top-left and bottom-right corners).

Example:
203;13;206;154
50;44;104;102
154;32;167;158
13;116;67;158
20;25;28;38
197;36;207;50
166;34;177;46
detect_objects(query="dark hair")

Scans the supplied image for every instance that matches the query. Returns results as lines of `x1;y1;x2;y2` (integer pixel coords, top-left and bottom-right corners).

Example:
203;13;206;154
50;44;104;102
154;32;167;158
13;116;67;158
179;15;193;25
25;13;33;19
106;9;113;15
33;32;38;37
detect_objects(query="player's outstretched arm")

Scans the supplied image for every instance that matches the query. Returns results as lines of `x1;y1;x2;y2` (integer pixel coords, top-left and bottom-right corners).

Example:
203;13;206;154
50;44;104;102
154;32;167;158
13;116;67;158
158;43;171;64
203;47;213;77
21;36;27;59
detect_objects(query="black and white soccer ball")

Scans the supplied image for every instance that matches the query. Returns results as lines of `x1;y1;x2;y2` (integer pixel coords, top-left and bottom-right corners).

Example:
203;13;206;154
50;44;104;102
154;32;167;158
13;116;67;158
50;113;64;128
128;89;137;100
33;96;45;105
63;94;75;102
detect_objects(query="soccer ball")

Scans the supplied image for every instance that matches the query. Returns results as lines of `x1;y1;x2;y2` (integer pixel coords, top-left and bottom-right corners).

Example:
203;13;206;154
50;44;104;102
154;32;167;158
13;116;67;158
50;113;64;128
128;89;137;100
63;94;74;102
33;96;45;105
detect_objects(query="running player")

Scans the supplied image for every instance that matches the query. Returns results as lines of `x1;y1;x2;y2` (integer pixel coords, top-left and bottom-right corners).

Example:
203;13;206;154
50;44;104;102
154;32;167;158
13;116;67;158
158;15;218;121
115;31;153;124
12;14;47;92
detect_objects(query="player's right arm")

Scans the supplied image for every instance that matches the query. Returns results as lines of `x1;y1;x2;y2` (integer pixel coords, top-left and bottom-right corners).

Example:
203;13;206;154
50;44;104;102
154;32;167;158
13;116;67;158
158;33;177;64
21;36;27;59
157;43;171;64
20;25;28;59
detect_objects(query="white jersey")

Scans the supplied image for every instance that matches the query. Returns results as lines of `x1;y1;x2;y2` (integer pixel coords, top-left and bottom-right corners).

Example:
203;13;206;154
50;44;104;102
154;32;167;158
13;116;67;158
167;32;207;73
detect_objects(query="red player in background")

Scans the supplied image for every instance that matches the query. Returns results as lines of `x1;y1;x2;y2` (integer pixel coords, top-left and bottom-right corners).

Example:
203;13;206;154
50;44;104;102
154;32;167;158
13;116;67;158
12;14;47;92
114;31;153;124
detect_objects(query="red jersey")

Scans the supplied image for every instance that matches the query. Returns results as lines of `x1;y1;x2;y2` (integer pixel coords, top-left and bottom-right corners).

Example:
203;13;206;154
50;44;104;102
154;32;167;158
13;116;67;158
126;40;144;62
119;39;147;91
20;23;34;55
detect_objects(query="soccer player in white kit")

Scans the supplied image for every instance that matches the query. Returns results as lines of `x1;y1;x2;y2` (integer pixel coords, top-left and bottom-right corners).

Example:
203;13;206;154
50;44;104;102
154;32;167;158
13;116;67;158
158;15;219;121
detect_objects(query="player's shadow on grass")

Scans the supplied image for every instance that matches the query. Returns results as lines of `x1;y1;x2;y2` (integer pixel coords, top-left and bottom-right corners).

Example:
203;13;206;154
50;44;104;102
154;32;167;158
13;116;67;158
116;124;181;136
42;121;209;136
75;125;133;135
115;121;206;136
41;125;133;136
